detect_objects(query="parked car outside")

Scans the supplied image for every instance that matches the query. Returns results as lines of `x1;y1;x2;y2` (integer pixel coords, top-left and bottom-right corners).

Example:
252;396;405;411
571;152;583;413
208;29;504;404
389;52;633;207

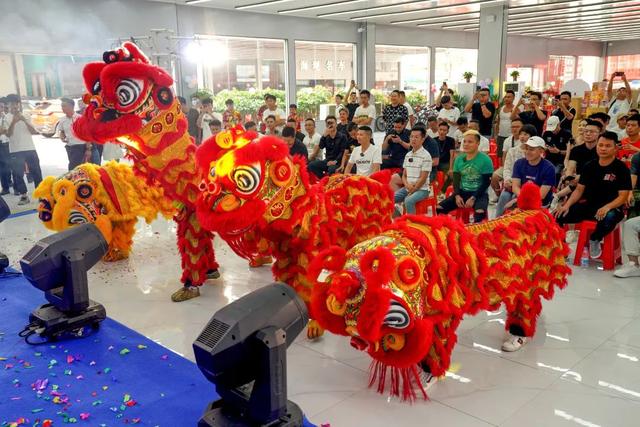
30;99;65;137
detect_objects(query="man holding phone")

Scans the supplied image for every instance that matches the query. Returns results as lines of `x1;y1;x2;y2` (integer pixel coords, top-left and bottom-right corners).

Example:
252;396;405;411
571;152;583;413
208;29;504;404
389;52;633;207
381;117;411;170
512;91;546;136
308;115;347;178
464;88;496;138
607;72;632;130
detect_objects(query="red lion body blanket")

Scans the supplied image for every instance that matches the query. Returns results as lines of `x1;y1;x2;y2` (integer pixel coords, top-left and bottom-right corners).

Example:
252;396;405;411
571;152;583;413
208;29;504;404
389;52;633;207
194;128;395;337
310;183;571;400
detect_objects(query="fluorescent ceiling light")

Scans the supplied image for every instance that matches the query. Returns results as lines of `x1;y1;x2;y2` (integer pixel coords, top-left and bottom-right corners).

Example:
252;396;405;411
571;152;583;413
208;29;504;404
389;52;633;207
417;18;480;28
509;0;636;17
349;0;501;21
279;0;368;14
396;12;479;25
185;0;213;4
318;0;437;18
236;0;295;10
509;3;638;22
510;14;640;30
513;22;640;35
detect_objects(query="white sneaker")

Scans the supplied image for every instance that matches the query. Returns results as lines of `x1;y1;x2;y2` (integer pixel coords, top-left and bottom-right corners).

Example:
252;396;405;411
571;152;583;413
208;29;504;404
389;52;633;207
614;262;640;278
502;334;528;352
589;240;602;259
17;195;30;206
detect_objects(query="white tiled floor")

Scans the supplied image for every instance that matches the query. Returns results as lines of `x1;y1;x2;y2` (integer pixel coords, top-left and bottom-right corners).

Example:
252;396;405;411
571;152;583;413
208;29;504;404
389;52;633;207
1;137;640;426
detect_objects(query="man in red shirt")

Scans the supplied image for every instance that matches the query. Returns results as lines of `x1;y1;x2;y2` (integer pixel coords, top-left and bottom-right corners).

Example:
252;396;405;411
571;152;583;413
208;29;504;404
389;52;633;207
619;114;640;161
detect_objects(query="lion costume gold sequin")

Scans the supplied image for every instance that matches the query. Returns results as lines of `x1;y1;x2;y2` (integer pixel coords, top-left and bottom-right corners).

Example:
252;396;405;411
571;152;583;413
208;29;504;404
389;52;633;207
309;183;571;400
34;161;174;261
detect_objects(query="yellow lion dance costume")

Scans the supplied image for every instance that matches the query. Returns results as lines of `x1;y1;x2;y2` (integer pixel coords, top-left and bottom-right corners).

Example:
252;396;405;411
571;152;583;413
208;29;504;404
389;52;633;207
34;161;174;261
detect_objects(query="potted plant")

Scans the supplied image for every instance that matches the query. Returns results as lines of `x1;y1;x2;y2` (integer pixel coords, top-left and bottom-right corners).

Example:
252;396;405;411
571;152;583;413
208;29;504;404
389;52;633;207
463;72;474;83
510;70;520;82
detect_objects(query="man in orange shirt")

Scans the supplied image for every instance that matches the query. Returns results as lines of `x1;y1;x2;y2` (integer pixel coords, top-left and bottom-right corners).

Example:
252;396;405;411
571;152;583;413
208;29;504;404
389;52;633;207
619;114;640;161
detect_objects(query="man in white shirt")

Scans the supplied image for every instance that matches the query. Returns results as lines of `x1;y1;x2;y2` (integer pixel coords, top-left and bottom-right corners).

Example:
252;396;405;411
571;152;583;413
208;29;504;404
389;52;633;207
4;94;42;205
0;98;12;195
303;118;323;160
346;126;381;177
59;98;91;170
426;116;439;139
198;98;216;142
394;127;433;215
607;72;632;130
436;95;460;137
399;91;416;129
353;90;376;127
262;94;286;131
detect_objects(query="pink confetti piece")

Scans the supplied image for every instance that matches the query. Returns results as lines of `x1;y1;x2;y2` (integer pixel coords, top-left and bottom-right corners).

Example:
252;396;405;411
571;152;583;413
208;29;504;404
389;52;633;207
80;413;90;420
67;355;75;364
160;355;168;360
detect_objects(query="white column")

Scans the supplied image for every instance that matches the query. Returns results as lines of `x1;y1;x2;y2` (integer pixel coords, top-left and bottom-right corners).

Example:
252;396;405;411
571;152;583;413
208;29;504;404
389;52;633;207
477;3;508;96
363;23;376;90
286;37;297;108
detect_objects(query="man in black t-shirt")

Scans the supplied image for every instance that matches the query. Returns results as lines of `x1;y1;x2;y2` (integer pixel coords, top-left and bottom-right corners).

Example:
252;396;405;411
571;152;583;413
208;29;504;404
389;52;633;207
381;117;411;170
382;90;409;135
567;119;602;177
339;122;360;171
464;88;496;137
512;91;546;136
308;115;347;178
542;115;573;180
552;91;576;133
282;126;308;161
555;132;631;258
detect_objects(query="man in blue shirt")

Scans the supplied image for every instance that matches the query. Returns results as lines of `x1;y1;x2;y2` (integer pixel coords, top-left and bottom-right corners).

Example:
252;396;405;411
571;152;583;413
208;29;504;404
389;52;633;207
496;136;556;217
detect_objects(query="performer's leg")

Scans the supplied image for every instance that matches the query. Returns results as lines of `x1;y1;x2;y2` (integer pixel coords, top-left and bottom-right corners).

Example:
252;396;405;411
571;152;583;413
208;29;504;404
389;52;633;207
420;315;462;377
171;208;219;302
103;219;136;261
503;297;543;352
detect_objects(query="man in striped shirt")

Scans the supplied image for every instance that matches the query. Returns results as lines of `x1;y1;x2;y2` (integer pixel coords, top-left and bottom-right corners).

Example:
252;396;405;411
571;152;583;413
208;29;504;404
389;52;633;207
394;126;433;215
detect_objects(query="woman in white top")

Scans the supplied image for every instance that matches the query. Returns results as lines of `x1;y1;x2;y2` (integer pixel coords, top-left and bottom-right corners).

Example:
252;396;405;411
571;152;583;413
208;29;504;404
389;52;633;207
436;95;460;138
346;126;381;177
494;90;517;158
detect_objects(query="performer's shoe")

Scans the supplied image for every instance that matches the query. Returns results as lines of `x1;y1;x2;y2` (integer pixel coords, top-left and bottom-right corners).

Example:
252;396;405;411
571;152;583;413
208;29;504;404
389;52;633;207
418;362;438;391
502;334;528;352
249;256;272;268
206;269;221;280
171;285;200;302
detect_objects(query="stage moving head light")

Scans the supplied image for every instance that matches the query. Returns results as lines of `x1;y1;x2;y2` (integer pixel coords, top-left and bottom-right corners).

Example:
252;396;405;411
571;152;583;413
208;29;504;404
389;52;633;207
19;224;108;342
193;282;308;427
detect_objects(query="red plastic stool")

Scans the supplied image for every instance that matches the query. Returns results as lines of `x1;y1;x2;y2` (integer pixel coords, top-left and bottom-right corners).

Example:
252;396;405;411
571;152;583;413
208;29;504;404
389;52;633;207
415;181;440;216
452;207;474;224
570;221;622;270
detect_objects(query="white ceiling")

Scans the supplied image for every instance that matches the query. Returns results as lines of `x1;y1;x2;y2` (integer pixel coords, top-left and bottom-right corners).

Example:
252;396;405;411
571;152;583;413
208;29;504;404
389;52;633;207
162;0;640;42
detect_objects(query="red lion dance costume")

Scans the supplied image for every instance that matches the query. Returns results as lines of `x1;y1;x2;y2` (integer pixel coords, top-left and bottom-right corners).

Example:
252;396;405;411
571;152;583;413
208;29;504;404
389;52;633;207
309;183;571;400
73;42;236;302
194;128;394;337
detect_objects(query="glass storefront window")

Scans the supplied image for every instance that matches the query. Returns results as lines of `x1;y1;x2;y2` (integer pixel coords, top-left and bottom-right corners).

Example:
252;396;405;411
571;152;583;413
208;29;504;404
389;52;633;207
375;44;430;95
606;55;640;88
186;36;286;120
576;56;603;86
505;65;546;91
16;54;99;98
547;55;575;89
295;41;355;118
434;48;477;88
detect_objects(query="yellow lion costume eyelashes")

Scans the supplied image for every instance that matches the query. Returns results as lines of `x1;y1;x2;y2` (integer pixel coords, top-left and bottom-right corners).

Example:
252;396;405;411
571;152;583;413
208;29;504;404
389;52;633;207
34;161;175;261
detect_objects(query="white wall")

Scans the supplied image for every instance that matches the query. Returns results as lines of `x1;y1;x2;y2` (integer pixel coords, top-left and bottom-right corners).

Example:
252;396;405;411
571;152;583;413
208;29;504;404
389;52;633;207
607;40;640;56
0;0;178;55
507;35;603;65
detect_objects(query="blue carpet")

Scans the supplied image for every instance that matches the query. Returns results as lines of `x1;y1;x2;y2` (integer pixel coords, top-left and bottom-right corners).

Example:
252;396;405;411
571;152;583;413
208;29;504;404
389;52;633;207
0;271;316;427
